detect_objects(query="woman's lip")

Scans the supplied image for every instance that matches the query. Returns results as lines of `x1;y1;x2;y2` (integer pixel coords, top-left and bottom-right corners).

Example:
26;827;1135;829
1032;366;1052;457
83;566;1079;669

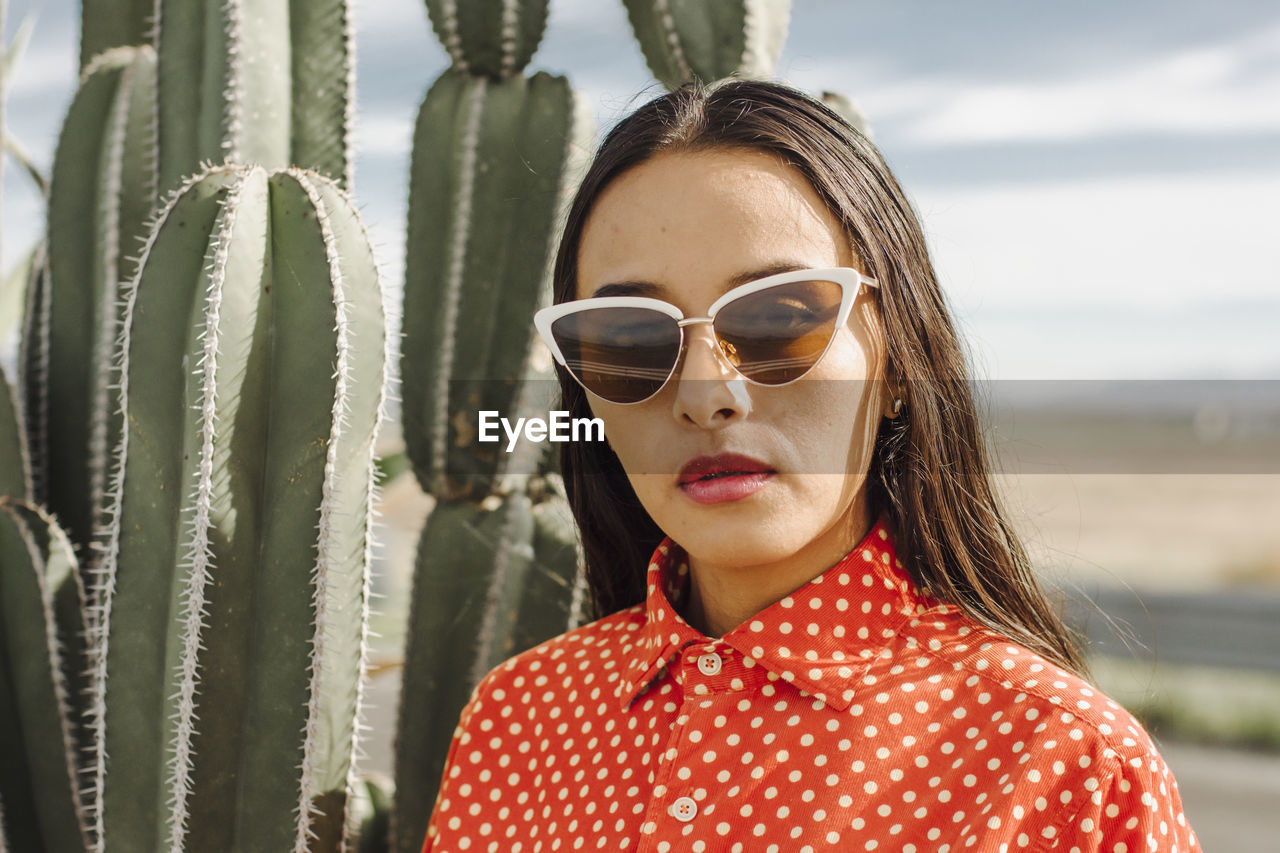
677;452;775;485
678;471;775;505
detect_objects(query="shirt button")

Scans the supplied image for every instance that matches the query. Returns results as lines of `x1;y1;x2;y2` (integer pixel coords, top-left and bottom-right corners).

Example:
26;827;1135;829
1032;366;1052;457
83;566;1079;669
696;652;722;676
669;796;698;822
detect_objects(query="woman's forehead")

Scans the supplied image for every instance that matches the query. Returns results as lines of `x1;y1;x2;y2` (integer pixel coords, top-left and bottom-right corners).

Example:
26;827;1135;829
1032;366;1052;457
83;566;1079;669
575;148;851;300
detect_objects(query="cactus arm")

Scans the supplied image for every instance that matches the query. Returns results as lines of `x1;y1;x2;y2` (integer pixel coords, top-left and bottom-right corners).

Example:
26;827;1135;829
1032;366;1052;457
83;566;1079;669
475;73;591;476
32;500;94;787
92;165;382;851
401;70;478;495
154;0;208;192
157;0;352;192
17;241;48;505
510;492;585;650
391;492;534;853
301;173;389;853
226;0;291;169
289;0;355;187
424;0;468;71
622;0;790;89
88;169;240;852
402;71;593;496
423;0;550;78
0;500;90;852
79;0;152;72
46;49;127;553
43;46;155;561
277;170;385;853
743;0;790;81
0;365;30;500
85;46;158;567
160;167;270;853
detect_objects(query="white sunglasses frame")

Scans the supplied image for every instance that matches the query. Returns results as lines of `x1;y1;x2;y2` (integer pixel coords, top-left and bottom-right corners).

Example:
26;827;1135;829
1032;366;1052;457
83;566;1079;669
532;266;880;405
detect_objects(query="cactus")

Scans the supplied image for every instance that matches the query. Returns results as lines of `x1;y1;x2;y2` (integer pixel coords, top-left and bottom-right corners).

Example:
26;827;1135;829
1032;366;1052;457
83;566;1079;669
621;0;791;90
88;163;386;852
391;4;595;848
0;497;91;853
154;0;355;196
401;68;593;499
0;365;29;499
78;0;151;72
422;0;550;79
16;241;48;500
820;89;873;138
38;45;156;568
393;488;579;853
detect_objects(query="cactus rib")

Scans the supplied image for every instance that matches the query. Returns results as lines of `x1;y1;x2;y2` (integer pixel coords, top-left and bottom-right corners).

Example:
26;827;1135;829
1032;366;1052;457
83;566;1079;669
428;77;486;495
0;499;90;851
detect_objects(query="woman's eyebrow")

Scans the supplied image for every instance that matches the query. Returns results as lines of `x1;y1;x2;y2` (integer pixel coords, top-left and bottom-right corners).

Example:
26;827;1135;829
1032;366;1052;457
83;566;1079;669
588;261;813;299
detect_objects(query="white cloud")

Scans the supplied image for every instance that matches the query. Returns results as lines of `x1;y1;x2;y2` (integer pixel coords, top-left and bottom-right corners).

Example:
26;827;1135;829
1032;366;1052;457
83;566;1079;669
913;172;1280;378
353;111;415;158
790;23;1280;147
908;25;1280;144
914;172;1280;311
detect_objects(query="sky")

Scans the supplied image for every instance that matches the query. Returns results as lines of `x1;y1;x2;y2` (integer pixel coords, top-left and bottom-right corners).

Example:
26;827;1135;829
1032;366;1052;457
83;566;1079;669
3;0;1278;381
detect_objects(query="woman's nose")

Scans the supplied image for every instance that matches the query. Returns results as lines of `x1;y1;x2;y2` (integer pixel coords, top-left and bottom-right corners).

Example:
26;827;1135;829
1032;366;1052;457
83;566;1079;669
672;324;752;427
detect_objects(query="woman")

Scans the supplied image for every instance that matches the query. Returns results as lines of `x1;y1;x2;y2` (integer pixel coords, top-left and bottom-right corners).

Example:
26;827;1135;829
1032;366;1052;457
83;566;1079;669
420;79;1200;852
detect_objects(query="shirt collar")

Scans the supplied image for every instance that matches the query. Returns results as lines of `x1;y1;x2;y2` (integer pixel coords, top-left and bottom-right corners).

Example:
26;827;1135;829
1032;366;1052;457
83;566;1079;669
615;513;927;712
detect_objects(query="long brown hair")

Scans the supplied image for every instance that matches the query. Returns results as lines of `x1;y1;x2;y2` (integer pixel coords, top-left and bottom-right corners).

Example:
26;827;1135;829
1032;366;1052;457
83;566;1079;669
548;78;1088;676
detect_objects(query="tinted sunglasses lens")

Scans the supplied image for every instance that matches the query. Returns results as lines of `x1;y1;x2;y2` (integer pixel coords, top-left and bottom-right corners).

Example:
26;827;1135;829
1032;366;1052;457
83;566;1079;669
714;279;844;384
551;307;681;403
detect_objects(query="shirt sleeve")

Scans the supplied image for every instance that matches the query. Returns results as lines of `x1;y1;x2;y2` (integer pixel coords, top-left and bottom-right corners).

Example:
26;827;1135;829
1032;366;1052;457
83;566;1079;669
1049;746;1201;852
418;670;493;853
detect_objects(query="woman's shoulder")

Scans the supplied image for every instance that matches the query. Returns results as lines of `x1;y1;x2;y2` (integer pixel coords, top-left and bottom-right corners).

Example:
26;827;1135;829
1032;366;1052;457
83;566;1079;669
878;607;1200;847
889;604;1192;810
893;604;1160;760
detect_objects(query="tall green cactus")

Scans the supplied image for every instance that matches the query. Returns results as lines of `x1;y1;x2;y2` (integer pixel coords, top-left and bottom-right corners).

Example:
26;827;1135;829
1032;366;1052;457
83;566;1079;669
391;2;595;849
0;497;90;853
38;44;155;566
401;67;593;499
154;0;355;195
87;163;386;852
393;485;584;853
622;0;791;89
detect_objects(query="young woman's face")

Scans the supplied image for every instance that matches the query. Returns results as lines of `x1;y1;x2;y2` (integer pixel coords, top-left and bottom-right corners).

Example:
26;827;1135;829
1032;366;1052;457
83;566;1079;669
574;147;895;571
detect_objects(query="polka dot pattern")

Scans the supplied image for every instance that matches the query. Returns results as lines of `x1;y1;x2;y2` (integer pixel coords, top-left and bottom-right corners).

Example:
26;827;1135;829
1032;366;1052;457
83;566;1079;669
420;515;1201;852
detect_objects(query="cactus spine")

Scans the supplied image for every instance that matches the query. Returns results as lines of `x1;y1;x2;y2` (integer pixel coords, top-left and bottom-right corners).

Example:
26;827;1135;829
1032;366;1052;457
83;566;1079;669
88;164;386;852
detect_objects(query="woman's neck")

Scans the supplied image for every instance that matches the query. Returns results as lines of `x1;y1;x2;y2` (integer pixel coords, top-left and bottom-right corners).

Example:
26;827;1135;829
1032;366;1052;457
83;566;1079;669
679;500;873;638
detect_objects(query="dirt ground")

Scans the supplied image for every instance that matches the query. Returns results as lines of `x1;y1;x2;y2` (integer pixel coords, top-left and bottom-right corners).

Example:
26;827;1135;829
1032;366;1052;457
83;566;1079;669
996;473;1280;590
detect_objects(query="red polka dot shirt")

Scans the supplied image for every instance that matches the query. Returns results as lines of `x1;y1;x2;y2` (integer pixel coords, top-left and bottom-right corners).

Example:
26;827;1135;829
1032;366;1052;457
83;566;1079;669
421;515;1200;852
